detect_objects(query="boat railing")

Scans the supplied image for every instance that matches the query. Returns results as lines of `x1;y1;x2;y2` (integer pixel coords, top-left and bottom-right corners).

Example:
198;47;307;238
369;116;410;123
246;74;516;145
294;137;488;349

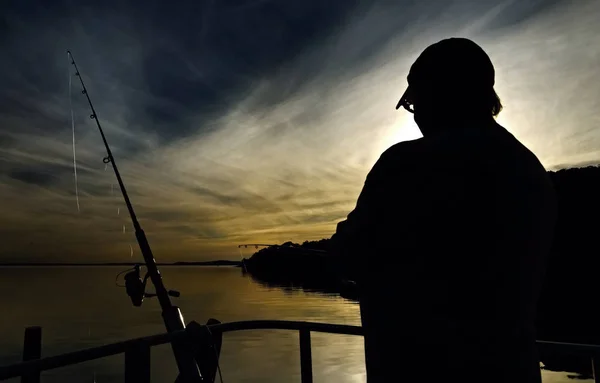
0;320;599;383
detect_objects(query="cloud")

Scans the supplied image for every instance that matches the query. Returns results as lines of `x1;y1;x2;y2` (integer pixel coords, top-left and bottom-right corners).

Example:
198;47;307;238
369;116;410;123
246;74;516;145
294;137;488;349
0;0;598;261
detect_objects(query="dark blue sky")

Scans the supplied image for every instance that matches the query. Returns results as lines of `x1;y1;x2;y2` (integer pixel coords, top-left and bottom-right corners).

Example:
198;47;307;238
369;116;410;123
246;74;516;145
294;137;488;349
1;0;565;142
2;1;360;140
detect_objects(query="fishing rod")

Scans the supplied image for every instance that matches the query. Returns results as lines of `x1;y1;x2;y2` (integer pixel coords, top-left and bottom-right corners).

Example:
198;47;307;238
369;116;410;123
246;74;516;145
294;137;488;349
67;51;204;382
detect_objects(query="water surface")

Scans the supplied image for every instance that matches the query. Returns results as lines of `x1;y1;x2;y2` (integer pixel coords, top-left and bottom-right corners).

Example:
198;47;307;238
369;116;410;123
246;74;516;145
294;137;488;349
0;267;587;382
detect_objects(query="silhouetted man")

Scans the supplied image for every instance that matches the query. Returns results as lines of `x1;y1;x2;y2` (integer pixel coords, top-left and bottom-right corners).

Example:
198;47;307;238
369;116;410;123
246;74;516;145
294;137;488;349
331;38;557;383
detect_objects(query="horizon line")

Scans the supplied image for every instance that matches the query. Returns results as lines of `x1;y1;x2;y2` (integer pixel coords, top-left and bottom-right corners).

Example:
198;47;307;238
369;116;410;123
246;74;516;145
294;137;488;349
0;260;243;266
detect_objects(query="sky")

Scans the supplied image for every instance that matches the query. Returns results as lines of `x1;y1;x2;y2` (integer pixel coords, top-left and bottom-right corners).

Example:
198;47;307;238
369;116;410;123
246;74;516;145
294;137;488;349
0;0;599;262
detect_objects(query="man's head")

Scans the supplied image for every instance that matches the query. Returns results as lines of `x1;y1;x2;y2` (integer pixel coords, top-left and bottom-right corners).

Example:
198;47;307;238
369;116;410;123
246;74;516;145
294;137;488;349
396;38;502;135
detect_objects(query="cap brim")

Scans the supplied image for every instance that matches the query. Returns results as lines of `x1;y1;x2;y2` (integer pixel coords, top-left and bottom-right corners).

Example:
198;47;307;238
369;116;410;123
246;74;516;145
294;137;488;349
396;87;410;110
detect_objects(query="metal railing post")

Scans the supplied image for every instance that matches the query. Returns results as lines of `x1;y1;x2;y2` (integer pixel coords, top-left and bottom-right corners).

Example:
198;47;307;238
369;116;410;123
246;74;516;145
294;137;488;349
21;326;42;383
125;340;151;383
299;329;313;383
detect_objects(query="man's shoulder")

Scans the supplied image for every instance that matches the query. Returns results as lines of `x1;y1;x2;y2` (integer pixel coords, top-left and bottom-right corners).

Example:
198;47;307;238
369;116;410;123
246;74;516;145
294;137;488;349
366;139;430;182
377;137;445;170
380;138;428;160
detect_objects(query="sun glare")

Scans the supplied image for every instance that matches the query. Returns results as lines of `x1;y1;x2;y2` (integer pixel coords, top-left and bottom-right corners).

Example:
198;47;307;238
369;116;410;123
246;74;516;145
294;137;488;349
377;114;423;155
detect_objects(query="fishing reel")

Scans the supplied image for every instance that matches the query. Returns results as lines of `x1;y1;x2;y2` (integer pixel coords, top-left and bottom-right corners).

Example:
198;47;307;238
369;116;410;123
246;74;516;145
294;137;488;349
117;264;180;307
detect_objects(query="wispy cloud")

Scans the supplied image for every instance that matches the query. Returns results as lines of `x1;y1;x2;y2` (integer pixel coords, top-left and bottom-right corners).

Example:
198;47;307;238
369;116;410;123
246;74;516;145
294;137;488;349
0;0;598;261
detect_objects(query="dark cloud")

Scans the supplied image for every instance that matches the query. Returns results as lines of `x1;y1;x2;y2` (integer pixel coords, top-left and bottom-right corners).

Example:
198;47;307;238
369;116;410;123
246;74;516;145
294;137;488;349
6;160;79;186
0;0;568;143
9;169;58;187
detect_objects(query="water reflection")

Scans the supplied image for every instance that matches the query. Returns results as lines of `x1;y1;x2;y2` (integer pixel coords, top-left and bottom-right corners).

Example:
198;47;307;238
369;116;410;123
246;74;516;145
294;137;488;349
0;266;590;383
243;267;595;383
243;265;359;302
0;266;362;383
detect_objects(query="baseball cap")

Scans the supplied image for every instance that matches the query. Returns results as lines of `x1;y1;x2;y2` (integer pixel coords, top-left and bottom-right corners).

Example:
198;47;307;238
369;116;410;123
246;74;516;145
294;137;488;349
396;38;496;112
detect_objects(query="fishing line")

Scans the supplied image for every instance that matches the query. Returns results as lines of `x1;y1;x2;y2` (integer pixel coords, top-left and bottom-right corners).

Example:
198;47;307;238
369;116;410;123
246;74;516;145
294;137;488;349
68;53;80;212
238;246;248;273
69;49;133;296
68;50;201;381
115;266;136;287
204;325;225;383
89;100;127;258
106;158;127;253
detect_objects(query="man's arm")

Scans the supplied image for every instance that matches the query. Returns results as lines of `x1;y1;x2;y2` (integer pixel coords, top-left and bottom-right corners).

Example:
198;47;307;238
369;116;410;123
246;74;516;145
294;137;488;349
329;141;429;278
329;152;391;277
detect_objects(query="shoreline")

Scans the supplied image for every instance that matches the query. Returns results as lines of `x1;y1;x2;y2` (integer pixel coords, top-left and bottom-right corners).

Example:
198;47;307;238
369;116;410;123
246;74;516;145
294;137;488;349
0;260;242;267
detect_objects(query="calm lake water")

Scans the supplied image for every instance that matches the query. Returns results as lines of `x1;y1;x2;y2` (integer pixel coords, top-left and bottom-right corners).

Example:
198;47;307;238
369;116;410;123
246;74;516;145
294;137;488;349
0;267;589;383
